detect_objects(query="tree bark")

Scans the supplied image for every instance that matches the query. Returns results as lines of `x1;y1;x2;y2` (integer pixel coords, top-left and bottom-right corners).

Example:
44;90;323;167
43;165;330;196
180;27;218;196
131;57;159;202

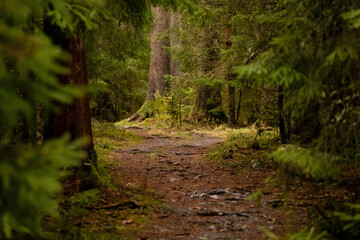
147;6;170;100
44;22;97;173
128;7;170;121
170;12;181;76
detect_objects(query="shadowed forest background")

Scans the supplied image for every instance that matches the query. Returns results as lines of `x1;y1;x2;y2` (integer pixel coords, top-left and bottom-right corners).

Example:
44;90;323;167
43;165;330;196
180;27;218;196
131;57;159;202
1;0;360;239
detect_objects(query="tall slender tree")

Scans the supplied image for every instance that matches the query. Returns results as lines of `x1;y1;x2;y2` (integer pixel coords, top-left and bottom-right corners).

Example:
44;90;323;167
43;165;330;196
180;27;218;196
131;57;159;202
226;14;236;126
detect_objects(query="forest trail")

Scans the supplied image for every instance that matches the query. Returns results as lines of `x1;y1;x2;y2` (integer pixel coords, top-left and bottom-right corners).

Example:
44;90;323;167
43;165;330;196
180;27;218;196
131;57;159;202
108;128;307;240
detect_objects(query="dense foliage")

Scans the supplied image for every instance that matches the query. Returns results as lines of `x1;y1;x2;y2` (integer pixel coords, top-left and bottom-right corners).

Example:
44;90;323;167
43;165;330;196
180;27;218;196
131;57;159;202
123;0;360;238
0;0;194;238
234;0;360;238
1;0;360;238
0;0;89;237
86;2;151;121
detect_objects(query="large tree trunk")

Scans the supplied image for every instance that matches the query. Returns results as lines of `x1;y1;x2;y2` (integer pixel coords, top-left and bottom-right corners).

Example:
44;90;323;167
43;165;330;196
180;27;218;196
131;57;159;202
44;22;97;174
147;6;170;100
128;7;170;121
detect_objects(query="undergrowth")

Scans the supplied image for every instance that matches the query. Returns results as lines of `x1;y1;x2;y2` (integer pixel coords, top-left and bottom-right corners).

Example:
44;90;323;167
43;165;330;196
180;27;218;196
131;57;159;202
42;186;162;240
40;122;148;240
205;126;360;239
207;128;279;170
92;121;143;186
116;115;217;141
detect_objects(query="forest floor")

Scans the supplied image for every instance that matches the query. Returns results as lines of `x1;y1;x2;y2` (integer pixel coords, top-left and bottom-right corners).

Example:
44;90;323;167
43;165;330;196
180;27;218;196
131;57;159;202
109;127;308;240
65;120;314;240
54;120;353;240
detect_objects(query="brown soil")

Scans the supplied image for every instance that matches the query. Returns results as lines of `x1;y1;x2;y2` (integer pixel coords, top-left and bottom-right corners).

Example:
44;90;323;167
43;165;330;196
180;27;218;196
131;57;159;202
108;129;308;240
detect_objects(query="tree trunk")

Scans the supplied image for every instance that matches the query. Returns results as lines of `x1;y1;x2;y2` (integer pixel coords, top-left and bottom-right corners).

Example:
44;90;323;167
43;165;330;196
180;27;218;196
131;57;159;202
226;16;236;126
170;12;181;76
190;27;223;123
147;6;170;100
190;85;210;121
236;88;242;123
44;21;97;173
128;7;170;121
286;110;291;141
228;81;236;126
278;85;287;144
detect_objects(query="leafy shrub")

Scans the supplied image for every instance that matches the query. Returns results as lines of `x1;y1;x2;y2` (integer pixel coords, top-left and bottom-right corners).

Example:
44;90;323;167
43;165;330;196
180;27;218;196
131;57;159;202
264;227;328;240
332;203;360;239
0;137;84;238
0;0;94;237
273;145;339;181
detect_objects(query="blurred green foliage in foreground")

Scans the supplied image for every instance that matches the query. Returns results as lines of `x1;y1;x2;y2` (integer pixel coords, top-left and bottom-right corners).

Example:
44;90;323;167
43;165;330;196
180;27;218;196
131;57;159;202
0;0;92;238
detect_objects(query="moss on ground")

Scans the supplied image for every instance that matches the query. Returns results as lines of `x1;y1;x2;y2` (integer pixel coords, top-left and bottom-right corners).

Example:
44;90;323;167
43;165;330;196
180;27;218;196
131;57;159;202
40;122;153;240
207;127;280;170
92;122;143;186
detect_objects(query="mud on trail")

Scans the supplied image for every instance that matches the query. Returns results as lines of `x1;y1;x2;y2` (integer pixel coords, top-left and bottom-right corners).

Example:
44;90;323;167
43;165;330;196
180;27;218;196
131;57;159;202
107;128;307;240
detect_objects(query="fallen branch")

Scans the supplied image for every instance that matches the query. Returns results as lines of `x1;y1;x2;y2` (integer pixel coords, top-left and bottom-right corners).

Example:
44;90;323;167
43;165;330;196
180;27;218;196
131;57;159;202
89;200;141;210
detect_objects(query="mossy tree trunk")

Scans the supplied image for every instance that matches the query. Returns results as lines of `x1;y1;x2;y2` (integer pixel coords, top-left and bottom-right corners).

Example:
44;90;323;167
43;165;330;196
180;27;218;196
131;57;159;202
147;7;170;100
128;7;170;121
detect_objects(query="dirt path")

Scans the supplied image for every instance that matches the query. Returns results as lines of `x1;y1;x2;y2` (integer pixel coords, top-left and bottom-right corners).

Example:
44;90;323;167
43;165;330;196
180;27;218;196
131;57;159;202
110;129;307;240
